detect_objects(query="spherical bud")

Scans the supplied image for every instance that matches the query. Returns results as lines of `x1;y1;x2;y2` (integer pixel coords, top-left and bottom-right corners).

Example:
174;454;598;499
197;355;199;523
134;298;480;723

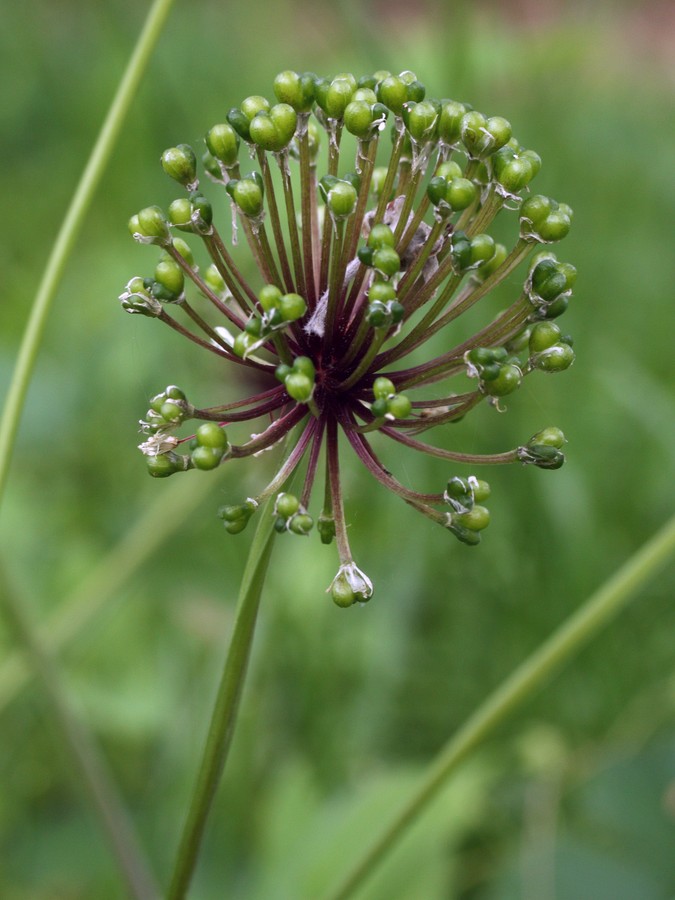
289;513;313;535
477;243;507;280
367;224;396;250
520;194;554;228
195;422;229;450
279;292;307;321
258;284;282;312
249;103;297;152
387;393;412;419
293;356;316;379
191;445;225;470
446;177;477;211
327;181;358;219
372;247;400;277
205;123;240;166
373;376;395;399
532;343;575;372
470;234;496;266
470;477;491;502
344;100;376;139
438;101;466;144
536;210;571;243
529;427;565;449
377;75;408;115
228;178;264;218
402;100;438;143
136;206;170;242
273;70;316;113
483;363;522;396
168;198;193;230
496;156;534;192
284;372;314;403
275;492;300;518
154;258;184;297
241;95;270;121
160;144;197;186
454;505;490;532
147;453;180;478
529;321;561;353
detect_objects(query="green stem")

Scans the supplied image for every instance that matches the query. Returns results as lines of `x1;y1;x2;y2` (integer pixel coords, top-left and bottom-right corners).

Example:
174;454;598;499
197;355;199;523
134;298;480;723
0;563;161;900
0;0;175;509
167;494;279;899
322;510;675;900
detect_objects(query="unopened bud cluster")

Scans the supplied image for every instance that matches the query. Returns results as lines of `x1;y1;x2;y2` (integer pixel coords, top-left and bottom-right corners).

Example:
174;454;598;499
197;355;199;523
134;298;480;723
120;70;578;607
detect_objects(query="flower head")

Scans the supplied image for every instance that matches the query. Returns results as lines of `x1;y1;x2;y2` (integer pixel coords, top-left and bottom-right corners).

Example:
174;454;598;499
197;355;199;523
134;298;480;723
120;70;576;607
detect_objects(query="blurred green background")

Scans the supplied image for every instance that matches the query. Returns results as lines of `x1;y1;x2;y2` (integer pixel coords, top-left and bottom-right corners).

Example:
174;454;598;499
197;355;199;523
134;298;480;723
1;0;674;897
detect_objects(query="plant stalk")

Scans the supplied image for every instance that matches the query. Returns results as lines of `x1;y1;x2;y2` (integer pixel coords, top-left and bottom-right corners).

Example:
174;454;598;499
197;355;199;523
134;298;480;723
323;510;675;900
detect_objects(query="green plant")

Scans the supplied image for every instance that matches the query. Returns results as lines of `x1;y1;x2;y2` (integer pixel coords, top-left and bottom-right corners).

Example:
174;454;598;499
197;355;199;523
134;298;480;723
2;8;674;900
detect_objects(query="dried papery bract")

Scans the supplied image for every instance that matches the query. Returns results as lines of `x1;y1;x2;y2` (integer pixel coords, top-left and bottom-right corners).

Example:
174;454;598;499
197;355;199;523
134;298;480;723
121;69;577;606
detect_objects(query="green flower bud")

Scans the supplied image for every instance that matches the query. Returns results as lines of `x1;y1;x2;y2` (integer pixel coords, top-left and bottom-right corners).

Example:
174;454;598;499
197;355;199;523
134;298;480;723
387;393;411;419
367;224;396;250
529;427;565;449
285;372;314;403
436;160;463;181
170;238;194;267
372;247;400;277
518;444;565;469
195;422;228;449
249;103;298;152
327;181;358;219
445;476;474;512
227;177;264;218
536;210;571;242
233;331;255;358
147;453;181;478
377;75;408;115
329;562;373;606
520;194;554;228
273;70;316;113
402;100;438;143
154;258;184;297
370;397;389;418
470;233;496;265
316;77;354;118
191;445;225;470
438;100;466;144
532;343;575;372
279;292;307;321
477;242;507;280
447;521;482;546
204;264;226;295
275;363;293;383
135;206;170;243
293;356;316;379
373;376;395;399
446;177;477;210
275;492;300;518
331;578;356;607
205;123;240;166
226;107;252;141
496;156;534;192
258;284;282;312
241;95;270;121
289;512;313;535
367;282;397;305
160;144;197;186
483;363;522;396
454;504;490;531
168;198;193;230
529;321;561;353
470;477;491;502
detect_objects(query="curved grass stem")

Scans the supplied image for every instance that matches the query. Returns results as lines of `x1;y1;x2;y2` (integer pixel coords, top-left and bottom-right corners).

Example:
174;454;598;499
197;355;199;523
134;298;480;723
167;492;279;899
322;510;675;900
0;0;176;508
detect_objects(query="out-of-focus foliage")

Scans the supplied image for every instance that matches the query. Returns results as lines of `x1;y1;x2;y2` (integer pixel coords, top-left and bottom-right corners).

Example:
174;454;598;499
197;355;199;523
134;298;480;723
0;1;674;897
